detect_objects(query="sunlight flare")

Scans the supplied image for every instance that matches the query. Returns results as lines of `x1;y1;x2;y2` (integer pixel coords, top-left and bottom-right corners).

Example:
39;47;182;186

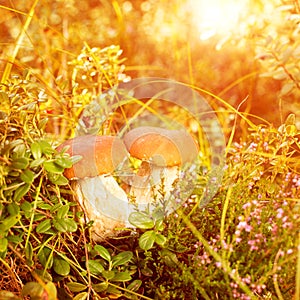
187;0;248;40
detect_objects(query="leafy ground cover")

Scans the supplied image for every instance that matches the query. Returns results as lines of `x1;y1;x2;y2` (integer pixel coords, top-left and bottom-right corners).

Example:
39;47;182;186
0;1;300;299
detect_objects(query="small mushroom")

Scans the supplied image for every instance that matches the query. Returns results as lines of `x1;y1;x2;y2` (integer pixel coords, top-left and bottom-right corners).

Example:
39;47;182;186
57;135;131;240
123;126;199;212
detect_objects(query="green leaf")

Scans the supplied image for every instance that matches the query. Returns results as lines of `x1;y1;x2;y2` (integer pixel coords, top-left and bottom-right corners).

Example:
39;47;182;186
141;266;153;277
33;213;48;222
30;157;46;168
14;143;26;157
34;269;53;282
92;282;108;292
112;271;132;282
70;154;83;164
106;285;122;295
159;249;179;267
43;161;64;173
127;279;142;291
25;241;33;266
0;238;8;252
66;282;87;292
54;156;73;169
53;218;77;232
55;174;69;185
8;171;19;177
7;235;22;244
94;245;111;262
112;251;133;267
53;256;70;276
152;207;164;222
0;214;21;231
50;203;62;212
30;142;42;159
11;157;29;170
13;183;30;201
36;219;52;233
155;233;167;246
22;282;43;298
139;230;156;250
64;218;77;232
21;200;32;212
155;219;164;231
7;202;20;216
128;212;155;229
38;203;52;210
73;292;88;300
38;247;53;268
48;173;69;185
87;259;104;275
56;205;69;219
124;279;142;299
102;270;115;280
52;218;65;232
39;140;54;155
20;169;35;184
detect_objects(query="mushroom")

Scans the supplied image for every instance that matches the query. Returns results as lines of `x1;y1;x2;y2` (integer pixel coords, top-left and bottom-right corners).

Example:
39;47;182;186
57;135;131;240
123;126;199;213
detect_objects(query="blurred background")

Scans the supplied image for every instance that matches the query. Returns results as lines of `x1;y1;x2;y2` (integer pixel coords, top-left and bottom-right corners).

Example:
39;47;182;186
1;0;300;128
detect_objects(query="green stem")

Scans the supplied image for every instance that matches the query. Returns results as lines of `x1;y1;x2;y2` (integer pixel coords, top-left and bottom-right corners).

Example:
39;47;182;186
24;175;43;253
220;187;231;243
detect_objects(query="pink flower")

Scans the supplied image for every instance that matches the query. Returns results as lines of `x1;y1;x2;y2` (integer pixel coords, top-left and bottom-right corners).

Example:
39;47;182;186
237;221;247;229
248;142;257;151
242;202;251;209
235;229;241;236
237;221;253;232
276;208;284;219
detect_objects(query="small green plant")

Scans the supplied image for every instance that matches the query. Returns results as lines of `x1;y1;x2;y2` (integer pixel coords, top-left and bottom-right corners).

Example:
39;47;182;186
65;244;142;299
0;73;80;296
254;3;300;98
129;208;167;251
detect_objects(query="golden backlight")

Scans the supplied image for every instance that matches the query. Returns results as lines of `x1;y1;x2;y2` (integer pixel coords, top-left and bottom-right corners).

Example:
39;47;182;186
187;0;248;40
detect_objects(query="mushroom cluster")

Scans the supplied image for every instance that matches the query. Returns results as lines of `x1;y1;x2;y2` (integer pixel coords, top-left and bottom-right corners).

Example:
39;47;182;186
58;127;199;240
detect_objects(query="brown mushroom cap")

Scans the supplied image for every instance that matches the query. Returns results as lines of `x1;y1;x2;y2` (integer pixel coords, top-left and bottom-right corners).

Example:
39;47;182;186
57;135;129;179
123;126;199;167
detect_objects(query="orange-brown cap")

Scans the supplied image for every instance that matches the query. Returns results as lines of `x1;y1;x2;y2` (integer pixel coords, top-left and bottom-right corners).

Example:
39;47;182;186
57;135;129;179
123;126;199;167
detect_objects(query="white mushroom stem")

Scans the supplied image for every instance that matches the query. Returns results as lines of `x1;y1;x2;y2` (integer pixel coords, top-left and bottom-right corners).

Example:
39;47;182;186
72;175;132;240
128;161;180;213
